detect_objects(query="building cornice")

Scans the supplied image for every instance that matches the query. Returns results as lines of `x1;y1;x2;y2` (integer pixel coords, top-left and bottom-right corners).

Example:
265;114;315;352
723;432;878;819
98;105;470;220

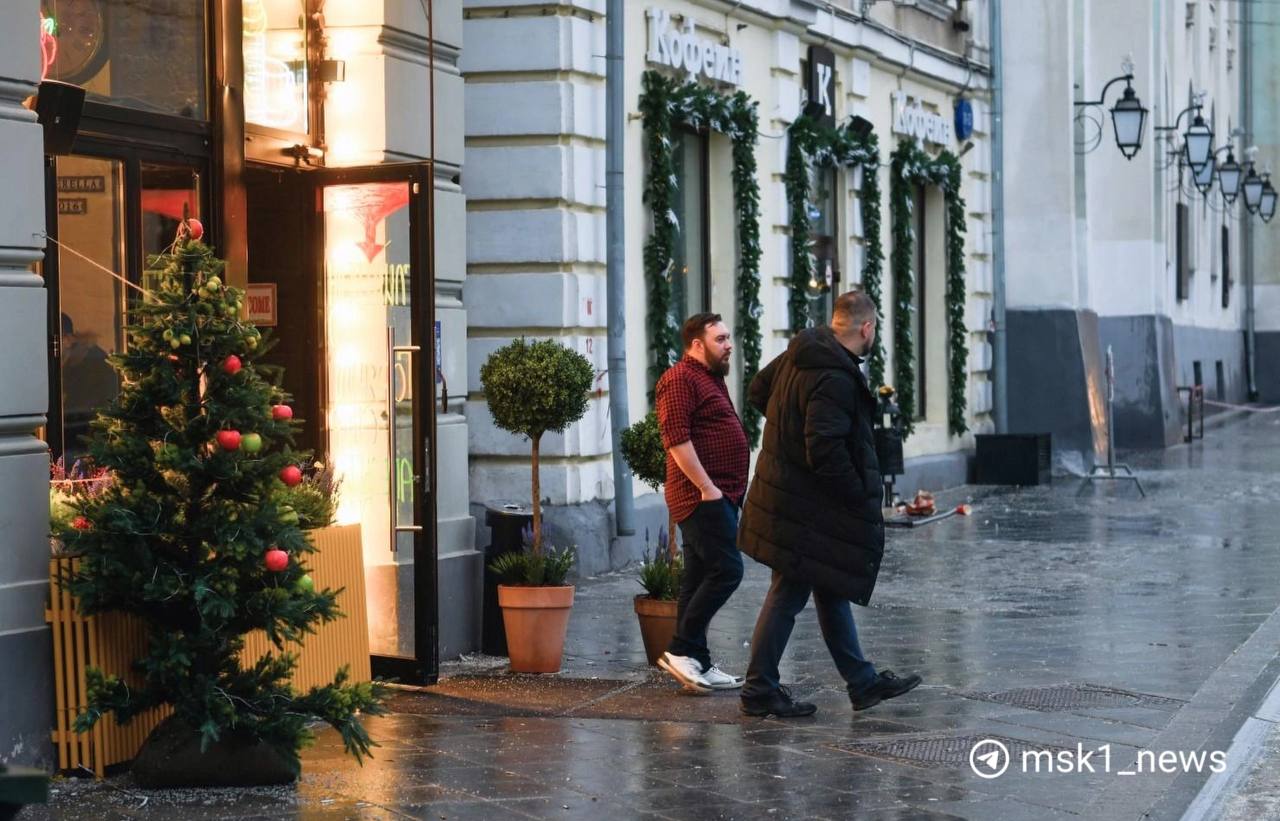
679;0;990;91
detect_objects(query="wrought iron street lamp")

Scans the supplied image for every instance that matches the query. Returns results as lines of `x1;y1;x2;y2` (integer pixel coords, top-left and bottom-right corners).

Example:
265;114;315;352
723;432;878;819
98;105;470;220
1217;149;1243;205
1182;112;1214;173
1261;176;1277;223
1155;93;1213;173
1074;73;1148;159
1243;164;1265;214
1192;151;1216;195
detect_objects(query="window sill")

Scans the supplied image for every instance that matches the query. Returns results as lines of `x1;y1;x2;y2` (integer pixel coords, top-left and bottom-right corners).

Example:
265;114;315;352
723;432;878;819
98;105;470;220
895;0;958;22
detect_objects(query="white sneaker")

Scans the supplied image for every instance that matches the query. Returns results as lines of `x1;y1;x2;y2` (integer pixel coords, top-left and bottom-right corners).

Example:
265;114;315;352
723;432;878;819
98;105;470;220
658;652;712;694
702;665;744;690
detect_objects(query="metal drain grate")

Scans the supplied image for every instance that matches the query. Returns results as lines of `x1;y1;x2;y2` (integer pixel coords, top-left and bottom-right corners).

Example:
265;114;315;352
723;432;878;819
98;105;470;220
830;734;1066;768
961;683;1184;712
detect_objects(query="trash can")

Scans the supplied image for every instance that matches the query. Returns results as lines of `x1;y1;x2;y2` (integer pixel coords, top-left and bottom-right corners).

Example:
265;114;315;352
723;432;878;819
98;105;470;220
481;500;534;656
0;763;49;821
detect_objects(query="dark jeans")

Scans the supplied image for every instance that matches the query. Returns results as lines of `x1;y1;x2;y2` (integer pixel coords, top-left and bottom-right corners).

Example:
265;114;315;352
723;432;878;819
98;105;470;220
667;498;744;669
742;569;878;700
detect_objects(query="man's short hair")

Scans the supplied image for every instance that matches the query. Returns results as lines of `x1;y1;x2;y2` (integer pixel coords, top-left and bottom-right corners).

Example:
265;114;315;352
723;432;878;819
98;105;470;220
832;290;877;327
682;312;724;349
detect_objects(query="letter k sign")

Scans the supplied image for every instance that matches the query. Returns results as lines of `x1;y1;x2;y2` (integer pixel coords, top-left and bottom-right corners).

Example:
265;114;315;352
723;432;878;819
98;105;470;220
817;63;833;116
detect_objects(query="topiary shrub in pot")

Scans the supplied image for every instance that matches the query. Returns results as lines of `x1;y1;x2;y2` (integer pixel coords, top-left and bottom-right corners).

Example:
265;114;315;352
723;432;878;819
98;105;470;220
480;338;593;673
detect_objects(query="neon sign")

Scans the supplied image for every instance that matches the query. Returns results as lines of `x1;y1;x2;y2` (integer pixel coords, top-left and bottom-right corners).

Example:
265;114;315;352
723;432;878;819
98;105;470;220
40;16;58;81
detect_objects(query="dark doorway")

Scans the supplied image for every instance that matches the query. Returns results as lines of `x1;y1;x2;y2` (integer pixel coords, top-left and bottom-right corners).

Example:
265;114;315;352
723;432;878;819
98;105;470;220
245;165;322;457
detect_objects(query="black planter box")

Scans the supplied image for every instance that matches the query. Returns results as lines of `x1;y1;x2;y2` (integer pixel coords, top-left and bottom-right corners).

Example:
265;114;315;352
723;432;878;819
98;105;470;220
974;433;1052;486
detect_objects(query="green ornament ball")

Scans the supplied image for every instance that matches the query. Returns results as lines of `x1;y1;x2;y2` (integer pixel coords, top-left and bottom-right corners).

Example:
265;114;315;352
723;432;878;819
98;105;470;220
296;574;315;593
241;432;263;453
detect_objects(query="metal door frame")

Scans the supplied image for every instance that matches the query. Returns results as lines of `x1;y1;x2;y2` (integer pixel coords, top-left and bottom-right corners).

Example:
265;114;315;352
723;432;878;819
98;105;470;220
311;162;438;684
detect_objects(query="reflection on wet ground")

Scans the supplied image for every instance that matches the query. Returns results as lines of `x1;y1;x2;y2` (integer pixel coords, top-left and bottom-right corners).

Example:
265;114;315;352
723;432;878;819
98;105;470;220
31;414;1280;820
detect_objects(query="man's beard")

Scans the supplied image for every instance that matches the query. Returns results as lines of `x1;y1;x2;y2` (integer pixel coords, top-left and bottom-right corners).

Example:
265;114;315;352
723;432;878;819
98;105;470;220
708;350;731;376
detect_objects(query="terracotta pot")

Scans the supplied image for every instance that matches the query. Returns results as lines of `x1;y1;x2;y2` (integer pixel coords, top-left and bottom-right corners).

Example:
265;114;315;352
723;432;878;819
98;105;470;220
634;595;678;667
497;584;575;673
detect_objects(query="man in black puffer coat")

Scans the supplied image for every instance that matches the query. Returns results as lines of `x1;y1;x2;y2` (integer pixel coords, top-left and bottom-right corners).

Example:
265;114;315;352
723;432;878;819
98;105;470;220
738;290;922;718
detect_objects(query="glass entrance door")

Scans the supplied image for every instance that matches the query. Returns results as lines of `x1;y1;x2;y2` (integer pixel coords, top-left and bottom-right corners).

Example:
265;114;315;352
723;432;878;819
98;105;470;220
315;164;437;683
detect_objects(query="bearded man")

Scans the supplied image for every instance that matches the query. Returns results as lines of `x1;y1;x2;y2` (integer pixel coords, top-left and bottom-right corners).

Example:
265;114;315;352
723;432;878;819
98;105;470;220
654;312;749;693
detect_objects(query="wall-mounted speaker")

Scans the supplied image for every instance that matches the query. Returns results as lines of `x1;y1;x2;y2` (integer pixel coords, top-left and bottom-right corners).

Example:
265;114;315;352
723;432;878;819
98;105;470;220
35;80;85;156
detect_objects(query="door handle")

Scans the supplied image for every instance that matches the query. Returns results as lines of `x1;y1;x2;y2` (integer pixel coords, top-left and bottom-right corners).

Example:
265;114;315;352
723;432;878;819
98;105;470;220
387;328;423;552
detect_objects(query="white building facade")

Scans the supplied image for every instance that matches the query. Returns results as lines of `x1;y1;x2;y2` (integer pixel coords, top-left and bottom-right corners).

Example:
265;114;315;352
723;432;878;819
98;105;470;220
1002;0;1252;458
463;0;995;571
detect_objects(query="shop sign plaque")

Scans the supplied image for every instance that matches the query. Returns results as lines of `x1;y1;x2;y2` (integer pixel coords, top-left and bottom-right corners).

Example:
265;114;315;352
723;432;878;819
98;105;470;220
891;91;954;146
646;8;743;87
246;283;277;326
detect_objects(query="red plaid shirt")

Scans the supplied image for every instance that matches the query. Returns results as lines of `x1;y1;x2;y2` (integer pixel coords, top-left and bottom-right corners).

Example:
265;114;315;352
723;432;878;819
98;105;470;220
655;355;750;524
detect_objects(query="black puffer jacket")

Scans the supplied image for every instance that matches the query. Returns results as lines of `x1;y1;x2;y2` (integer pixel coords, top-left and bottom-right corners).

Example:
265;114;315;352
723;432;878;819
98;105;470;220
737;327;884;605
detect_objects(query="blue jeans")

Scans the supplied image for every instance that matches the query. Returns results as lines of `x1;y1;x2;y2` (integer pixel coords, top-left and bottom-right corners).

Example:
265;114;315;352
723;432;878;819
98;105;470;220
742;569;878;699
667;498;744;669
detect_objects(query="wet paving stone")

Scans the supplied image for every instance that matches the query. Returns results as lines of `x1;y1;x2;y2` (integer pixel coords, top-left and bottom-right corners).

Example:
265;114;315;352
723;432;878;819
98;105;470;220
32;415;1280;820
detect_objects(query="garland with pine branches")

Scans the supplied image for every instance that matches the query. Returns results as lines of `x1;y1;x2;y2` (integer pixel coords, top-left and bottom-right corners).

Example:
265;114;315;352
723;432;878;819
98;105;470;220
639;70;764;446
784;114;885;385
888;138;969;438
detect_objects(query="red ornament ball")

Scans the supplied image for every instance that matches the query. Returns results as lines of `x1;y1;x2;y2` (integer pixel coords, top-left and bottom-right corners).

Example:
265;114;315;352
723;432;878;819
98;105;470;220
185;218;204;240
222;355;242;375
72;516;91;531
216;430;242;451
271;404;293;421
264;548;289;572
280;465;303;487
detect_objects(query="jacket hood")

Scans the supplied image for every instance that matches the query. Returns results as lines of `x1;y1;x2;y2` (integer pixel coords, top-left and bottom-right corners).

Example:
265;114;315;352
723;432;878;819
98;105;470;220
790;326;861;373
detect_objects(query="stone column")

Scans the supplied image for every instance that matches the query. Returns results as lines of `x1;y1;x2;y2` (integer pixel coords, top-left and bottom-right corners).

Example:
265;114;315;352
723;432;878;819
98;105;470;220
325;0;478;656
0;0;54;768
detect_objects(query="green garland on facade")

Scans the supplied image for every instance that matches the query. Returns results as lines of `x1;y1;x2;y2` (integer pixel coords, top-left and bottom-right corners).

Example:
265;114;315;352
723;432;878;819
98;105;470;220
784;115;885;385
888;138;969;438
639;70;764;446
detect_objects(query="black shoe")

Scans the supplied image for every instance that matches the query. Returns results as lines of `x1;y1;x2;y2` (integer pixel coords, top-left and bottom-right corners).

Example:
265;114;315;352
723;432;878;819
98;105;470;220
740;686;817;718
850;670;922;711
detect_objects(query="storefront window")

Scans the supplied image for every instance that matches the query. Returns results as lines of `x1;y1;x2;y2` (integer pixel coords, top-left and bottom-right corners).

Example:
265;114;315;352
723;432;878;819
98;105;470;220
53;155;127;460
805;165;840;327
40;0;207;119
243;0;310;133
140;163;202;291
671;131;709;325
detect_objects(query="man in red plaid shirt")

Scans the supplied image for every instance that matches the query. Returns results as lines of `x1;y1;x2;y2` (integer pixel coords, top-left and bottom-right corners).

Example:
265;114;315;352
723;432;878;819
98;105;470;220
654;313;750;693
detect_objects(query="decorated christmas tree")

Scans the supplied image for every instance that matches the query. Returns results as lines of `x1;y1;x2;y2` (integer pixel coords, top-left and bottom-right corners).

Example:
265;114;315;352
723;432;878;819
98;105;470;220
59;221;382;786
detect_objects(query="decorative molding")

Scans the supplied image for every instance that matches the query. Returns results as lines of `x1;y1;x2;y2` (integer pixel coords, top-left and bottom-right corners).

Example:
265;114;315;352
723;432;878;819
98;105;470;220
0;425;49;448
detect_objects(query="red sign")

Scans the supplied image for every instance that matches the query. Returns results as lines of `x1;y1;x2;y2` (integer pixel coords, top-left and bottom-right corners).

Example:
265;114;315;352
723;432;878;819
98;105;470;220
246;283;277;326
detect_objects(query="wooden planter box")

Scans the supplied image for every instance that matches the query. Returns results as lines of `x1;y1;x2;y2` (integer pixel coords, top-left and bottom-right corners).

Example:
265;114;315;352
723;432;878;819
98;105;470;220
47;524;370;777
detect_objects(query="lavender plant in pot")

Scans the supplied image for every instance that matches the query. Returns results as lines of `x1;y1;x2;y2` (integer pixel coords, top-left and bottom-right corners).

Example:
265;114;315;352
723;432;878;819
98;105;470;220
620;411;682;665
